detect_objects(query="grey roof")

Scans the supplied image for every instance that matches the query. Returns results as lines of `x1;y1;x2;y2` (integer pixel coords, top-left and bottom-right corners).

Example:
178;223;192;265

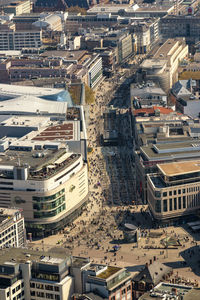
133;261;172;285
172;80;192;97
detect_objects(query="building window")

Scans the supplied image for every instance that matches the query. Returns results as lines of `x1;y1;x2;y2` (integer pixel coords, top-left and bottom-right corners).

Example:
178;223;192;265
122;288;126;295
45;285;53;291
163;199;168;212
155;200;161;213
36;284;44;289
163;192;167;197
54;286;59;292
155;191;161;198
174;190;177;195
169;191;172;196
183;196;186;208
55;296;60;300
182;189;185;193
46;293;54;299
178;189;181;194
178;197;182;209
174;198;177;210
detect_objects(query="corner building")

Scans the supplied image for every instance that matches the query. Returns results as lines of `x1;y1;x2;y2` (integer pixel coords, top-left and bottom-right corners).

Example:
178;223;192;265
147;160;200;223
0;145;88;237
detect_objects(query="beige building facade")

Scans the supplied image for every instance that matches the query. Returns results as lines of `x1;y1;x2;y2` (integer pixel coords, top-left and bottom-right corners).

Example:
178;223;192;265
147;161;200;222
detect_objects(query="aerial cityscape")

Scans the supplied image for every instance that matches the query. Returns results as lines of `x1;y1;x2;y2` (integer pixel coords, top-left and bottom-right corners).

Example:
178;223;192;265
0;0;200;299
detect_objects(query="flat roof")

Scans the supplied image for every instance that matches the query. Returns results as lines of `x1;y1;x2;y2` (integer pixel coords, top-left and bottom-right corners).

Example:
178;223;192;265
0;247;70;266
97;266;121;279
0;96;67;115
40;50;86;61
153;39;179;59
0;83;64;97
141;59;167;69
140;140;200;159
157;160;200;177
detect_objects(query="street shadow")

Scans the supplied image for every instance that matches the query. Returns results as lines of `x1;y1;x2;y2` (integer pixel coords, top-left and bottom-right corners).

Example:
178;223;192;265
180;223;200;242
125;264;145;272
179;245;200;276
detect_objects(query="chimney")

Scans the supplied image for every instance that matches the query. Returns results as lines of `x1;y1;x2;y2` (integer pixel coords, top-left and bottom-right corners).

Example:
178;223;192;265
150;259;152;265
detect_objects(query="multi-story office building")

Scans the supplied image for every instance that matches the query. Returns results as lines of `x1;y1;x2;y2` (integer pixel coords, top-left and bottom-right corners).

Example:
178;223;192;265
0;207;25;249
70;256;132;300
0;84;88;236
0;249;132;300
0;144;88;236
103;31;133;64
0;30;42;51
0;248;74;300
130;18;160;54
160;15;200;44
140;38;188;92
2;0;31;16
84;54;102;88
147;160;200;222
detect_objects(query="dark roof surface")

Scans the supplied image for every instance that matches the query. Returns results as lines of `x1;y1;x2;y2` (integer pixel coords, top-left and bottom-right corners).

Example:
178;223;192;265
133;261;172;285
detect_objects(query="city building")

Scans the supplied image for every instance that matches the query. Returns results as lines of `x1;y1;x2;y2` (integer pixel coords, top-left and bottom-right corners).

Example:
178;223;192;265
33;14;63;31
140;38;188;92
132;258;173;299
103;31;133;64
160;14;200;44
130;83;167;108
0;247;74;300
138;282;200;300
130;18;160;54
0;143;88;236
147;160;200;222
134;118;196;203
2;0;31;16
70;256;132;299
0;207;25;249
0;29;42;51
87;4;174;18
0;84;89;236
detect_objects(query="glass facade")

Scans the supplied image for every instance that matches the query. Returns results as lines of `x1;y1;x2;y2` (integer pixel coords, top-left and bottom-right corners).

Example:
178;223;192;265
32;189;65;202
34;204;66;219
33;189;66;219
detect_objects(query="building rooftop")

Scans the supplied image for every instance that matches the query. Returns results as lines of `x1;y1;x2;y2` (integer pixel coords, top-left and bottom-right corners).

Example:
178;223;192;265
153;39;179;59
0;247;70;266
40;50;86;61
157;160;200;177
96;266;121;279
0;96;68;115
140;139;200;161
139;282;197;300
133;107;174;116
133;261;172;285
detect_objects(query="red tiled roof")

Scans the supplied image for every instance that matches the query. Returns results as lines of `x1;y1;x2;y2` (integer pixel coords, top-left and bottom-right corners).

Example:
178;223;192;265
133;106;177;116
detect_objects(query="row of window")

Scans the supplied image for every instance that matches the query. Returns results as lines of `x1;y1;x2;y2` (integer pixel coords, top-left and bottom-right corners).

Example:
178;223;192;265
34;204;66;219
33;195;65;211
30;291;60;299
30;283;59;291
155;193;200;213
32;189;65;202
156;186;200;198
0;225;15;238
